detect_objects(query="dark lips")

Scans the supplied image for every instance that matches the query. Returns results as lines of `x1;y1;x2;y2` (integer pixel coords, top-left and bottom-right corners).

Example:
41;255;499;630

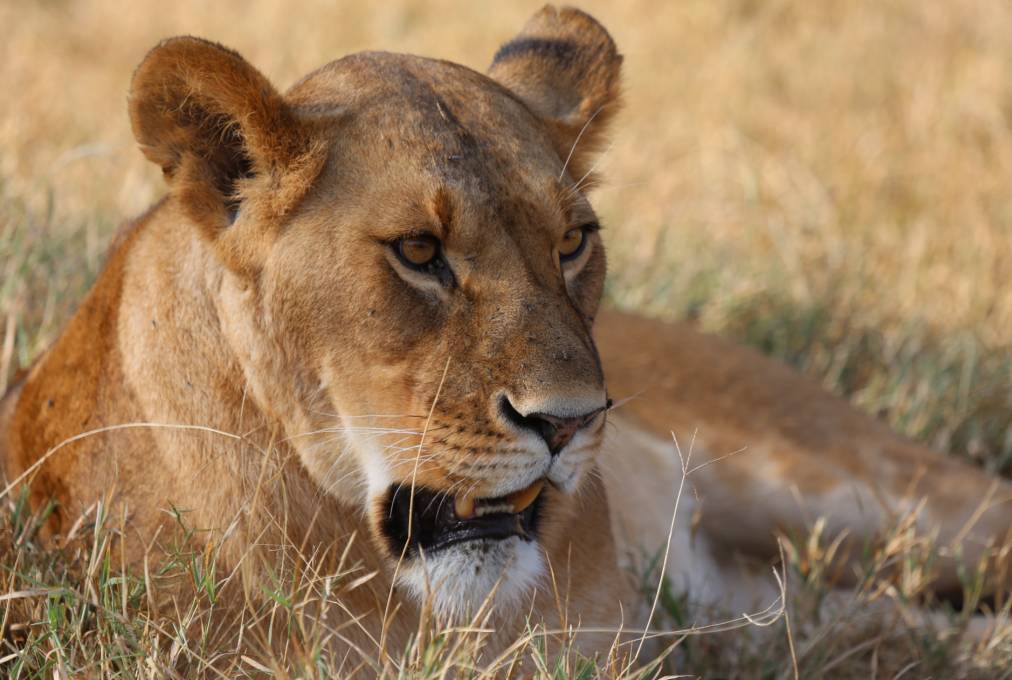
380;484;544;558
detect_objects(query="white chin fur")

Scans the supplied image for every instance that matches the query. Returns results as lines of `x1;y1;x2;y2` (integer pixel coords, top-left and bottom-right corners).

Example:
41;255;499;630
397;537;545;621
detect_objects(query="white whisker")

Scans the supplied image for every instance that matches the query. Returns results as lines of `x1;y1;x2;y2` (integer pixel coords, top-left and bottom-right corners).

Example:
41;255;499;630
558;105;604;181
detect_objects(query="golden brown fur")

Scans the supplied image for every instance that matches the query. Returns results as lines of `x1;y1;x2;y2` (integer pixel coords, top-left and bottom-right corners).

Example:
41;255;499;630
1;4;1009;668
598;312;1012;609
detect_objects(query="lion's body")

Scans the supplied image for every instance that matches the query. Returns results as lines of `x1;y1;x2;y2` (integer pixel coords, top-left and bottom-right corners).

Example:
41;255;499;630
597;313;1012;609
1;5;1009;669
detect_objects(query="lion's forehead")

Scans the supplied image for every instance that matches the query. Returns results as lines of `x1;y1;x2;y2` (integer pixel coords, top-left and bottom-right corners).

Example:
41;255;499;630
289;51;564;193
287;51;596;277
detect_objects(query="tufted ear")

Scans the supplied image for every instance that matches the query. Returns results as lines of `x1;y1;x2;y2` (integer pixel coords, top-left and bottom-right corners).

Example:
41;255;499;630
129;37;324;239
488;6;622;182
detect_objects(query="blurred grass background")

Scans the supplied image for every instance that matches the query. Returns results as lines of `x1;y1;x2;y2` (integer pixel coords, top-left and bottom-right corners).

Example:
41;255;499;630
2;0;1009;475
2;1;1012;676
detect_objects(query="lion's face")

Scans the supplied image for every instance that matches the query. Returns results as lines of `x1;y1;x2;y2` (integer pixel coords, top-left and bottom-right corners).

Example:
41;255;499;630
128;8;622;617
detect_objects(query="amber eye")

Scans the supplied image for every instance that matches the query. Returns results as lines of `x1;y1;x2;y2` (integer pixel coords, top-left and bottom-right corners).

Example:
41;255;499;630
396;235;439;267
558;227;588;263
391;234;455;287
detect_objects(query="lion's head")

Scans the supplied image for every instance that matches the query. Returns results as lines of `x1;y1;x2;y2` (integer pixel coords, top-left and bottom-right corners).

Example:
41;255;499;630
128;6;622;617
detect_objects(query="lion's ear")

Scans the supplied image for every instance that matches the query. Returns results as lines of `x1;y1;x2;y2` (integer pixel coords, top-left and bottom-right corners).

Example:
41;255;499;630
488;6;622;181
129;37;323;238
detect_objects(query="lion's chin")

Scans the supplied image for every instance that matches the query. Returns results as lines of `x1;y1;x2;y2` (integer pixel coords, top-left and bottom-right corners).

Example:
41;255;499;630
377;482;549;620
396;537;545;621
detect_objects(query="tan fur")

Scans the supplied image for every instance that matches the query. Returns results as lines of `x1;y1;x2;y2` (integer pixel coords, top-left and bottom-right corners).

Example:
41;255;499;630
1;4;1009;668
597;311;1012;609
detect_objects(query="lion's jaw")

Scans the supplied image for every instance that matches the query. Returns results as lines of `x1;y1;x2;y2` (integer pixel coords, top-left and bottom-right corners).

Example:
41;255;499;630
335;403;607;619
398;537;546;620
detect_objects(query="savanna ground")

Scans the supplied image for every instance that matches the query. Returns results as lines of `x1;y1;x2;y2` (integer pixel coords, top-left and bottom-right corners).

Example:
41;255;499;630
1;0;1011;677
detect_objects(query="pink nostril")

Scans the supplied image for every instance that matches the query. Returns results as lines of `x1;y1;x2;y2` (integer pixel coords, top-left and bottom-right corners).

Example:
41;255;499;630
527;413;583;455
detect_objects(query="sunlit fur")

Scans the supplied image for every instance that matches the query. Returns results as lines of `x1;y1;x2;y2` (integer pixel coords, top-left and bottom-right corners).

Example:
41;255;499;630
2;5;1011;671
0;7;629;661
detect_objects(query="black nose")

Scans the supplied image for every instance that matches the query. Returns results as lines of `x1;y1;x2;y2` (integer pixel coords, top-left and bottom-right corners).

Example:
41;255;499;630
499;396;609;455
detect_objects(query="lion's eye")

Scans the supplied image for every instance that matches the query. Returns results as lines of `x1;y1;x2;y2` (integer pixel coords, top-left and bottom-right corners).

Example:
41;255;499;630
391;234;455;287
558;226;588;263
396;235;439;267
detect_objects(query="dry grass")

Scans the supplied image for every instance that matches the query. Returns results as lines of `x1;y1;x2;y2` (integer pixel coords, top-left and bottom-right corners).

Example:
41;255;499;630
2;0;1011;676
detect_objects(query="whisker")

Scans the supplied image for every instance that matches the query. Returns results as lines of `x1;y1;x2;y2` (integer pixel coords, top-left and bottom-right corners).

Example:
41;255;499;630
558;105;604;181
566;140;615;198
606;391;645;412
285;426;424;442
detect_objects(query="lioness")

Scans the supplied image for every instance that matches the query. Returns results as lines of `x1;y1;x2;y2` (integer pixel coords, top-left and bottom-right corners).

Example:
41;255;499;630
1;4;1009;668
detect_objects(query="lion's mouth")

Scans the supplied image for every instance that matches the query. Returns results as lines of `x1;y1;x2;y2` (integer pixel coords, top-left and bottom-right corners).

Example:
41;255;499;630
380;480;546;557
